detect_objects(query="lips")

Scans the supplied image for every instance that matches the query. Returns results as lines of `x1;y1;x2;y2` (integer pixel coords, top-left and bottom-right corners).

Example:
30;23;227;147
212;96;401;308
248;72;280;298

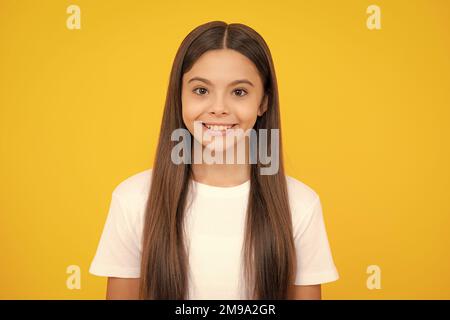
199;122;239;137
202;123;237;131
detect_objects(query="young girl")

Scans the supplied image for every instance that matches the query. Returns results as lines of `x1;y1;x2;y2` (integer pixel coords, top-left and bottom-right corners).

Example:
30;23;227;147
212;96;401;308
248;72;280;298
89;21;339;300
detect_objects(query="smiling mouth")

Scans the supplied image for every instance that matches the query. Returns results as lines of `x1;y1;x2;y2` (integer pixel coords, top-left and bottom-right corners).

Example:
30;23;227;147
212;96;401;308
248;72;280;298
202;123;238;131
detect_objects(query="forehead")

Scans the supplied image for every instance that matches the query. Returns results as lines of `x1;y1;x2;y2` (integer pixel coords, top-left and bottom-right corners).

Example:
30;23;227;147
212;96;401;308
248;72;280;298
183;49;262;85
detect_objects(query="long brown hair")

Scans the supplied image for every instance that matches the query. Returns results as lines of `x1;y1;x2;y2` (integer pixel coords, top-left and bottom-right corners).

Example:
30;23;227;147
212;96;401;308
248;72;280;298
139;21;296;300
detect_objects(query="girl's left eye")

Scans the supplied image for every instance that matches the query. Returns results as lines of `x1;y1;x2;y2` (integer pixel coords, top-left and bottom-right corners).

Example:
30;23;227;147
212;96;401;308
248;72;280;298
233;88;248;97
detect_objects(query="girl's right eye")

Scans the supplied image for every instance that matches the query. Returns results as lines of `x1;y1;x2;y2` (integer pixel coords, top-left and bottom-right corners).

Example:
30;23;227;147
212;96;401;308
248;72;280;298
193;87;208;95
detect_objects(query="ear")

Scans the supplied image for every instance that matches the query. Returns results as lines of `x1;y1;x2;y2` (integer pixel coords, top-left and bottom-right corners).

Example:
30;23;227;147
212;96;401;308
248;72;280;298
257;94;268;117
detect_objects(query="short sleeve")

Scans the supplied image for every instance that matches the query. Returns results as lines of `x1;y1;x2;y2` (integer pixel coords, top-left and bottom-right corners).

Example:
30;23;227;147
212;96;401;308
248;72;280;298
89;191;141;278
294;196;339;285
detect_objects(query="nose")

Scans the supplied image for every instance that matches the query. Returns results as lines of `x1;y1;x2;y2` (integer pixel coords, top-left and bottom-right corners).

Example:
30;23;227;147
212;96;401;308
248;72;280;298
208;94;229;116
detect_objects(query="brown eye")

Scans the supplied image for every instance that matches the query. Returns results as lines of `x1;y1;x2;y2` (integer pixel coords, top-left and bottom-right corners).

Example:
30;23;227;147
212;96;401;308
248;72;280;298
233;88;248;97
193;87;208;95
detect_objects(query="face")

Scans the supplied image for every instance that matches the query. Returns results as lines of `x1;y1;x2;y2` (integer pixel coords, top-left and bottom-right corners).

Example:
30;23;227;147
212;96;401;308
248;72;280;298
181;49;268;154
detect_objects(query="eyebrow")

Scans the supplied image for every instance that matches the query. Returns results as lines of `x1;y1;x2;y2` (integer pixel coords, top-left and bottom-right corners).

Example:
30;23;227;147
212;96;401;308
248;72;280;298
187;76;254;87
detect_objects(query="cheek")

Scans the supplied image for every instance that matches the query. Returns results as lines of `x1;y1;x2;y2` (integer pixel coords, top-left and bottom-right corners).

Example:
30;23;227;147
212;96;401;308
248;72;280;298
181;94;200;128
233;100;260;128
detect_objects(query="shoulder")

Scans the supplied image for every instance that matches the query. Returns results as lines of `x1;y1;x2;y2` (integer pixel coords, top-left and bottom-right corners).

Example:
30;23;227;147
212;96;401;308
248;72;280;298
285;175;320;212
112;168;153;199
285;175;322;236
110;168;153;223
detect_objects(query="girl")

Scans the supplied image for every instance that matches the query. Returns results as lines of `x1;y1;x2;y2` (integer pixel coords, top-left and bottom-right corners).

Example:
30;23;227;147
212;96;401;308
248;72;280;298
89;21;339;300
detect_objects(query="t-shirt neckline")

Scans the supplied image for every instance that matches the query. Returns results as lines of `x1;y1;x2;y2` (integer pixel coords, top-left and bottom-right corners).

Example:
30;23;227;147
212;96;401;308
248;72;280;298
191;178;250;197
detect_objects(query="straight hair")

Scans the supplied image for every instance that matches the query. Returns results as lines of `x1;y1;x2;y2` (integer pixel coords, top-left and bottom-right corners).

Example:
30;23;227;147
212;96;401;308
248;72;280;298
139;21;296;299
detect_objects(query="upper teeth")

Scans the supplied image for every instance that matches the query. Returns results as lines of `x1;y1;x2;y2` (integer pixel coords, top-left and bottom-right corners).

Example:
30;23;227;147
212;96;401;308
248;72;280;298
205;124;234;131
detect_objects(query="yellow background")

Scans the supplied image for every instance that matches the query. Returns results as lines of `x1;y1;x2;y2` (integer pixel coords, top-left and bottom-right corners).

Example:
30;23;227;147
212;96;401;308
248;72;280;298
1;0;449;299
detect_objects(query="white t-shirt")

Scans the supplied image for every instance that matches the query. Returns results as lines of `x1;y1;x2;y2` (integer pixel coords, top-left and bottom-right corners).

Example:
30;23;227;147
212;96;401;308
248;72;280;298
89;168;339;299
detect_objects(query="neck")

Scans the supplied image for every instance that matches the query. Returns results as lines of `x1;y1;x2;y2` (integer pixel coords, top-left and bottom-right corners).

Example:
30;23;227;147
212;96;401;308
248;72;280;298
191;137;254;187
191;162;250;187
